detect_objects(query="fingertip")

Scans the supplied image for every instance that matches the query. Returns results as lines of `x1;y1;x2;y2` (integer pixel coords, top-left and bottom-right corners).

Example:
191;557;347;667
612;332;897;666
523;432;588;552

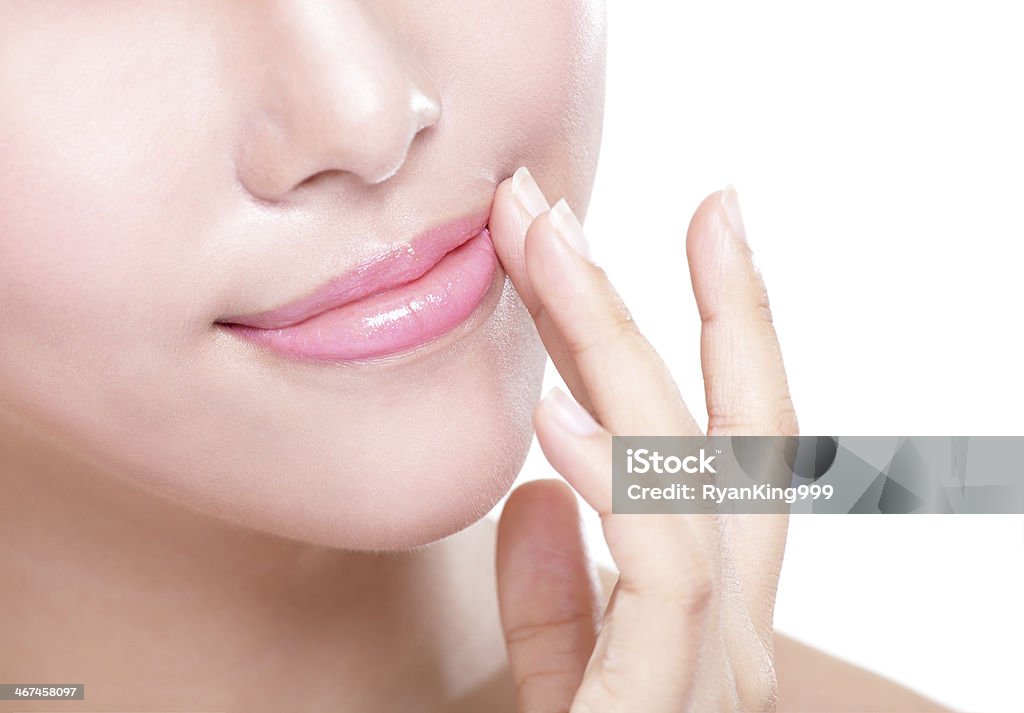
502;477;580;527
539;386;603;438
488;175;527;267
719;185;748;243
687;187;761;320
497;477;589;595
490;169;556;310
531;389;563;454
533;390;613;515
685;189;733;262
523;209;593;312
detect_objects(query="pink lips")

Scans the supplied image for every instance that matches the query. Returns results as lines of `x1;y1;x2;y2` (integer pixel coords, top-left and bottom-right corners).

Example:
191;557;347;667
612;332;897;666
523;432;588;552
217;209;499;362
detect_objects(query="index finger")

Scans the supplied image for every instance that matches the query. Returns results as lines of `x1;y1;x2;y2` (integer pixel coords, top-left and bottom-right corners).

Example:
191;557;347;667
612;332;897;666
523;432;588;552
488;168;593;412
490;167;702;437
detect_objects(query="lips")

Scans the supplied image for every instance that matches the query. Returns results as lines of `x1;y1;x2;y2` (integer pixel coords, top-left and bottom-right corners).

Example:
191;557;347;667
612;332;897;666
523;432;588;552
216;208;500;362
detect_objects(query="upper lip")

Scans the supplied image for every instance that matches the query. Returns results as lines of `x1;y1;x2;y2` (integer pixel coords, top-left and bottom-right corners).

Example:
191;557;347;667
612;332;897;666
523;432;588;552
217;208;491;330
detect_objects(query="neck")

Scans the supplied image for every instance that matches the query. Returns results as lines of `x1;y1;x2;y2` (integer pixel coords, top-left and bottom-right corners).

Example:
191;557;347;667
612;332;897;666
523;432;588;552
0;414;513;712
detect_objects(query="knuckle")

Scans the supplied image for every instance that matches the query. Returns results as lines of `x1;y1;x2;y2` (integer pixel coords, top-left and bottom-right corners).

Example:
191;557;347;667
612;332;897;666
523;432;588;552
706;407;747;436
741;659;780;712
528;297;548;323
706;397;800;437
572;669;627;713
504;611;595;647
734;629;780;712
774;402;800;437
753;285;774;327
679;562;715;617
568;285;640;360
512;666;583;697
611;308;641;341
676;530;717;615
759;673;781;713
620;551;716;619
700;279;775;330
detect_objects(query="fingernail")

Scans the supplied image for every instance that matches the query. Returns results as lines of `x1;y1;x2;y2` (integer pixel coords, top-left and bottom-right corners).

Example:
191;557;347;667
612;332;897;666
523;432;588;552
549;198;592;261
545;387;602;436
511;166;550;218
720;185;748;243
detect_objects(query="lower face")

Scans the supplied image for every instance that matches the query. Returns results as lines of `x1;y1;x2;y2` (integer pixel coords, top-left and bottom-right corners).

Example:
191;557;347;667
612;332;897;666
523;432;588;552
0;1;606;549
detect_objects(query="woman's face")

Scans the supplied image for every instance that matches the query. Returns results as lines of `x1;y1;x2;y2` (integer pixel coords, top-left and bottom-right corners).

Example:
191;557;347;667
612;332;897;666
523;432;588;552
0;1;605;548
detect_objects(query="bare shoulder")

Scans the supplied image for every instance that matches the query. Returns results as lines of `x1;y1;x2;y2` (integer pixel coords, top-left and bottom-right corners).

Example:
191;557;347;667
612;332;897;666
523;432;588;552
771;633;953;712
595;566;953;712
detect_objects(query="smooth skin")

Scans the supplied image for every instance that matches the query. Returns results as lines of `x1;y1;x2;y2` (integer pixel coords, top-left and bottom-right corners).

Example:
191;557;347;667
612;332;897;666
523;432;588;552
0;168;955;712
0;4;959;711
489;168;951;712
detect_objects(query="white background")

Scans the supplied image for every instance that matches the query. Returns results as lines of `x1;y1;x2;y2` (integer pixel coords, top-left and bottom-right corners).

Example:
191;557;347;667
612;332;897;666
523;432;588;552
489;2;1024;712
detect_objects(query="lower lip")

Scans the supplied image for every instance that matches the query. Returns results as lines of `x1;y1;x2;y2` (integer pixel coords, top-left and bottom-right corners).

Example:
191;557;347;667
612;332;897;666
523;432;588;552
222;228;499;362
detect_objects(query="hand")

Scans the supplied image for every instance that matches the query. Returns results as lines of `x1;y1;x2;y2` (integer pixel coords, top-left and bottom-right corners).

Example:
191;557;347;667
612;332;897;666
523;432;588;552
490;167;799;712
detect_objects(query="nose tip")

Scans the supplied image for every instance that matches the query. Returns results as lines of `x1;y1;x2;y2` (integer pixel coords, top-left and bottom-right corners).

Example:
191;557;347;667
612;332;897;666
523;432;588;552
233;3;444;200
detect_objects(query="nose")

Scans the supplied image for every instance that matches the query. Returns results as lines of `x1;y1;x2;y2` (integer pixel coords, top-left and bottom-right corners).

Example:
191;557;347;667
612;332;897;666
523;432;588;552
235;1;442;201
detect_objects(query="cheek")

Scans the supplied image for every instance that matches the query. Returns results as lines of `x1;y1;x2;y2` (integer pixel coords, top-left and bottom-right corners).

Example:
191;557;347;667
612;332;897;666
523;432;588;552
0;10;231;463
419;0;607;205
0;5;230;387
